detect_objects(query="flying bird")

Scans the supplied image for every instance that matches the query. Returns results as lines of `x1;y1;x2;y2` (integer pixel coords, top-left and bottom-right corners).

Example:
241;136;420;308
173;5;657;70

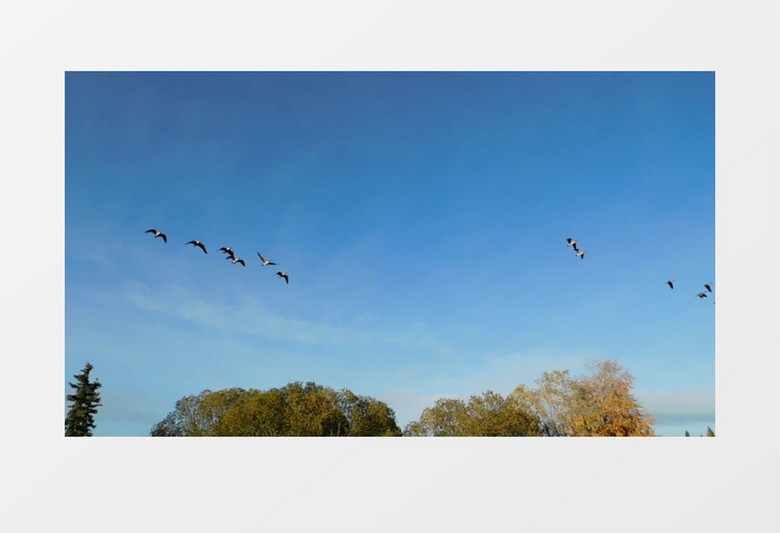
276;271;289;284
704;283;713;293
575;249;586;259
566;238;578;248
145;229;167;243
697;292;708;298
186;240;208;254
219;247;236;260
226;256;246;266
667;280;675;289
257;253;277;266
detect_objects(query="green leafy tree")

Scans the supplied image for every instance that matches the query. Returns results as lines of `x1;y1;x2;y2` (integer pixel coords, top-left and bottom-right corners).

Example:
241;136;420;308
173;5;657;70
404;392;540;436
404;398;469;436
215;388;290;436
279;382;347;436
151;382;401;436
462;391;541;436
65;363;102;436
338;389;402;436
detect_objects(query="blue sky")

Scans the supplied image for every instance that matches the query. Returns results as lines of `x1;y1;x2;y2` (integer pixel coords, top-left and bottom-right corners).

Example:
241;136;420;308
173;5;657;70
65;71;715;436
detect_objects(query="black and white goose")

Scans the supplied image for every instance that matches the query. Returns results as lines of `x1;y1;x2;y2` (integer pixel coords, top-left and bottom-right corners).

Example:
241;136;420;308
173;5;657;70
219;247;236;260
227;256;246;266
697;292;708;298
276;271;289;284
257;253;277;266
667;280;675;289
703;282;713;293
145;229;167;243
186;240;208;254
566;238;578;249
575;249;586;260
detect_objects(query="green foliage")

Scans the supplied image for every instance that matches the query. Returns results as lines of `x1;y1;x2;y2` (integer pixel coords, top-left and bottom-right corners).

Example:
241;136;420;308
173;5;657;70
404;392;540;436
151;381;401;437
404;398;469;436
65;362;102;436
338;389;402;436
463;390;541;436
151;360;656;438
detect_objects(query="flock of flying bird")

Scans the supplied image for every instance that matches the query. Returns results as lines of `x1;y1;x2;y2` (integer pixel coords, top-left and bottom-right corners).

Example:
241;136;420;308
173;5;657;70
145;228;290;284
145;228;712;297
566;237;714;301
668;279;714;300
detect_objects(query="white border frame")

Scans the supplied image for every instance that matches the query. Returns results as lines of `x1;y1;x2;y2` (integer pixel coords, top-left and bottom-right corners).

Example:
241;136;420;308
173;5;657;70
3;1;778;531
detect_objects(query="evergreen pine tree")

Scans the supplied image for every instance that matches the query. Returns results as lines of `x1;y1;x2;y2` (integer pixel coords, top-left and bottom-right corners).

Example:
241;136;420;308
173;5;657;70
706;426;715;437
684;430;690;437
65;363;102;436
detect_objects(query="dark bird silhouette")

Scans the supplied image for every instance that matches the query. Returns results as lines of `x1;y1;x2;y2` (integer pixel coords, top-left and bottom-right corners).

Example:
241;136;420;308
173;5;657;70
276;271;289;284
186;240;208;254
145;229;167;243
667;280;675;289
219;247;236;260
227;256;246;266
704;283;713;293
697;292;708;298
566;238;578;249
257;253;277;266
575;249;586;259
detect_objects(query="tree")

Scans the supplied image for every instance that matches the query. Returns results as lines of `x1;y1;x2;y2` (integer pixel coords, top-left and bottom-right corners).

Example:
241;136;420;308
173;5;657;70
575;360;655;436
404;398;469;436
509;370;589;436
338;389;402;436
404;392;540;436
508;360;655;436
215;388;290;436
151;389;213;436
151;382;401;436
462;391;540;436
65;362;102;436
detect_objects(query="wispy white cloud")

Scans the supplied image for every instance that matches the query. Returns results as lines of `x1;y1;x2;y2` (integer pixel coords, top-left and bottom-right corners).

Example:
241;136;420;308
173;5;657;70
122;283;453;354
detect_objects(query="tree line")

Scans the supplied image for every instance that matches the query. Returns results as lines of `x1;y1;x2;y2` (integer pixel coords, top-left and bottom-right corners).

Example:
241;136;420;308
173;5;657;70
404;359;655;436
66;359;674;437
147;359;655;437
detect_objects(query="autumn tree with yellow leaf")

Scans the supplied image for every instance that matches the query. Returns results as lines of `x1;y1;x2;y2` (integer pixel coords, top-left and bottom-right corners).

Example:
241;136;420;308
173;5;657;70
509;360;655;436
408;359;655;437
